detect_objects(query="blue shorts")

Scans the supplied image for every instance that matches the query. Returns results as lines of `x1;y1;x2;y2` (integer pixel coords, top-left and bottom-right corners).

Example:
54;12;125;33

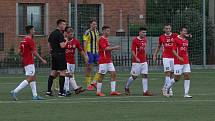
87;52;99;64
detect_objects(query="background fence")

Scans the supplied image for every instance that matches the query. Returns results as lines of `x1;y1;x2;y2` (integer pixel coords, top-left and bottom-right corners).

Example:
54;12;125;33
0;0;215;74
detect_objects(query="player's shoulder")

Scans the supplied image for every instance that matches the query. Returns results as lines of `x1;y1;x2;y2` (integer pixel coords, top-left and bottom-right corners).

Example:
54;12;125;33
84;29;91;35
172;33;178;38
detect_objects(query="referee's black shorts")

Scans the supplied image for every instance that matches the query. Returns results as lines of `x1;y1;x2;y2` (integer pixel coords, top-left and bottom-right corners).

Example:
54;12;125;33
51;52;67;71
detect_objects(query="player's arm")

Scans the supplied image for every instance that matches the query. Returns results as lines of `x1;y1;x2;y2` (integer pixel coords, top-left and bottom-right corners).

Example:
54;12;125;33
131;40;140;62
33;51;47;64
60;37;69;48
172;50;183;62
105;45;120;51
80;50;89;64
153;37;162;61
83;33;88;53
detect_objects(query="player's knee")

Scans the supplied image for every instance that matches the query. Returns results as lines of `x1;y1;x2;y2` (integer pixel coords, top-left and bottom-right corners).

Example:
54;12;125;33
184;73;190;80
142;74;148;78
131;75;137;80
165;71;171;77
174;76;180;82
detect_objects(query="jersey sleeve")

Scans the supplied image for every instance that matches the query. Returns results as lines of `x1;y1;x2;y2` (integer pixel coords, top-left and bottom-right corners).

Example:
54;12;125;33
29;39;37;53
158;36;163;45
76;40;83;52
99;38;107;50
131;39;136;52
83;31;89;42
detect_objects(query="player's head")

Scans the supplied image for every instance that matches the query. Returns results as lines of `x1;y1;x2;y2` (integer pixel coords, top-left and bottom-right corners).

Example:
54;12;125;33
90;19;97;30
65;26;74;39
163;23;172;35
138;27;147;38
102;26;111;36
57;19;66;31
179;26;188;37
25;25;35;35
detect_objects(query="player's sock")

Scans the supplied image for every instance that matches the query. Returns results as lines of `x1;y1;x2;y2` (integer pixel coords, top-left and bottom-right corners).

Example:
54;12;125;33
85;76;92;86
47;75;54;92
59;76;65;94
125;76;133;88
97;83;102;93
14;80;28;93
164;76;170;89
110;81;116;92
184;80;190;95
70;78;78;90
30;81;37;97
142;78;148;93
64;77;70;92
166;78;176;90
92;72;99;83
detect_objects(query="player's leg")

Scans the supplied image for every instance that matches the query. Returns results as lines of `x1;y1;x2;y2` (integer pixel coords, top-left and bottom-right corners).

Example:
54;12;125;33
109;63;121;96
162;58;173;95
183;64;192;98
85;52;93;90
164;64;182;97
11;64;35;100
91;53;100;88
96;64;107;96
125;63;139;95
64;63;71;94
58;70;66;97
46;70;58;96
141;62;153;96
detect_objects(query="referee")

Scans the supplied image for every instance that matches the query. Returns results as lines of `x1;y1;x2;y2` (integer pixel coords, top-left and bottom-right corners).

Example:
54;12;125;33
46;19;68;97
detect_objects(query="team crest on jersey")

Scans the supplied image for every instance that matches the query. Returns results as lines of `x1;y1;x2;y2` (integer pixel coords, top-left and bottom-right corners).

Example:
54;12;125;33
73;45;76;48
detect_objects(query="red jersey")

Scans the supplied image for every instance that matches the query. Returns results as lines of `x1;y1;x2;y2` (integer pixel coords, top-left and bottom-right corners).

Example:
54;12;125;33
98;36;112;64
173;36;189;64
19;36;36;66
131;37;147;63
65;38;83;64
159;33;178;58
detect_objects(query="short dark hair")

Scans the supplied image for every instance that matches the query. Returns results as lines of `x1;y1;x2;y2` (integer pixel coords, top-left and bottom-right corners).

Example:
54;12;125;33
102;26;111;31
164;23;171;27
89;19;97;24
139;27;147;32
180;25;188;31
57;19;66;25
65;26;73;32
25;25;34;34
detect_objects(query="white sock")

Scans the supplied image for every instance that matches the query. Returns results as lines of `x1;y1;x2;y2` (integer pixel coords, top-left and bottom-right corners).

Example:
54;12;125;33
97;83;102;93
126;76;133;88
164;76;170;89
70;78;78;90
64;77;70;91
142;78;148;93
14;80;28;93
111;81;116;92
184;80;190;95
30;81;37;97
166;78;175;90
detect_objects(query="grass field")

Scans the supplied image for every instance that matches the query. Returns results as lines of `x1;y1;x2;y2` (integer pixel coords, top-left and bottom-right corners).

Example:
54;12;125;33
0;70;215;121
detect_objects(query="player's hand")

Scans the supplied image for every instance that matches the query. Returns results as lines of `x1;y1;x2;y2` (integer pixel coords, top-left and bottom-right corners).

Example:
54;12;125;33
114;45;121;50
84;56;89;64
136;58;140;63
178;56;184;62
153;54;157;61
42;59;47;64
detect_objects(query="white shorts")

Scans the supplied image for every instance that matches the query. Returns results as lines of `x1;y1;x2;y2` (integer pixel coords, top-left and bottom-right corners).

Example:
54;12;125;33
174;64;191;75
163;58;174;72
66;63;75;73
24;64;35;76
130;62;148;76
98;63;115;74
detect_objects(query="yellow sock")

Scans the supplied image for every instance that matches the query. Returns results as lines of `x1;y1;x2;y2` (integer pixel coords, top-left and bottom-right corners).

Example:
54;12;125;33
93;72;99;83
53;79;59;91
85;76;92;86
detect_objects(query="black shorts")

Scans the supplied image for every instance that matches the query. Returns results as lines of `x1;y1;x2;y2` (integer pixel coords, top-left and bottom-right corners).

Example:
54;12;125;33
51;52;67;71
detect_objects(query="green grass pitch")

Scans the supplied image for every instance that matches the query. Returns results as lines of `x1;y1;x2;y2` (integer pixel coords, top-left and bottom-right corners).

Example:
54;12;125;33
0;70;215;121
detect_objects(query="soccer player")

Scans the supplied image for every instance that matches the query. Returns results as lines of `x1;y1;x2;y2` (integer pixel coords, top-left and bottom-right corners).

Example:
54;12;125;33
96;26;121;96
46;19;68;97
153;24;178;96
165;26;192;98
64;27;88;95
10;25;47;101
125;27;153;96
83;20;100;90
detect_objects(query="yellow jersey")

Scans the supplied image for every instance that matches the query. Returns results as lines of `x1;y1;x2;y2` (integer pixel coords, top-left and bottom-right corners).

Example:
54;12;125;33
83;29;100;54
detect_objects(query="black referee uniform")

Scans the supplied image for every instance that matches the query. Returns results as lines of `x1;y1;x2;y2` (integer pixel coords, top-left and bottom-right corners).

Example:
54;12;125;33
47;29;67;95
